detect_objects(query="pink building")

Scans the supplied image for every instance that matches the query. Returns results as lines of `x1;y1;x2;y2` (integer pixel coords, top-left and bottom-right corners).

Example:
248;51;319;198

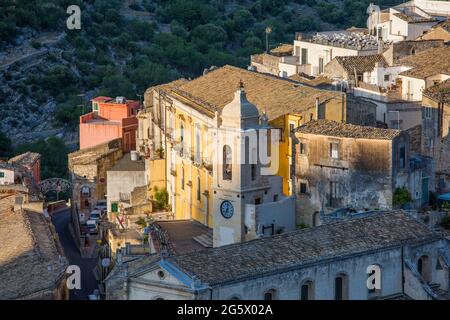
79;96;140;152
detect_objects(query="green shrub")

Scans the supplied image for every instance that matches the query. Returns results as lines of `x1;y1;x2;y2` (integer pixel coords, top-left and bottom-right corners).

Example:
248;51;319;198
393;187;412;206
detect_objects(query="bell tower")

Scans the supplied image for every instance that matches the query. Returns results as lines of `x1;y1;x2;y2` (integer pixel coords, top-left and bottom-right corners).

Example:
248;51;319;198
212;81;270;247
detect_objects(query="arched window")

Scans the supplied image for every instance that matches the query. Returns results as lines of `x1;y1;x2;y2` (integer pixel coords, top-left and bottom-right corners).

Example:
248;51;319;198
264;289;276;300
334;273;349;300
418;255;431;283
223;145;232;180
300;280;314;300
197;176;201;201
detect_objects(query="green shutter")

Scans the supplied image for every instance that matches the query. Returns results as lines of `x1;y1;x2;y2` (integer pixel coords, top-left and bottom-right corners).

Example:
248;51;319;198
0;172;4;178
111;202;118;213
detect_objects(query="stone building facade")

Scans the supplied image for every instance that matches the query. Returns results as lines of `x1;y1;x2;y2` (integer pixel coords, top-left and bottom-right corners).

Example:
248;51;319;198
68;139;123;247
139;65;345;230
293;120;433;226
105;211;450;300
421;79;450;193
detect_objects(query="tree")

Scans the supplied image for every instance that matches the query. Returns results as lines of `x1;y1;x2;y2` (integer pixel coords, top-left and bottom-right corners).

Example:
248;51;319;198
0;131;12;158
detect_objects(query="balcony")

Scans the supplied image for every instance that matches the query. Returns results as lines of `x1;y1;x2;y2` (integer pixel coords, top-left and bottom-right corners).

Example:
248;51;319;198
170;165;177;176
173;141;184;158
202;156;213;172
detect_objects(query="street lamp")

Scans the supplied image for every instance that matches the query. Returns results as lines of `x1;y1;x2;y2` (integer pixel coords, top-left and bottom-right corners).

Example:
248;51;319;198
388;110;400;130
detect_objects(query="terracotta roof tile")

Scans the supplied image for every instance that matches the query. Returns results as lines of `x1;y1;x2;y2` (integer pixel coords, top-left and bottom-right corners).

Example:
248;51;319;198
295;119;401;140
167;211;439;285
165;65;342;121
399;46;450;79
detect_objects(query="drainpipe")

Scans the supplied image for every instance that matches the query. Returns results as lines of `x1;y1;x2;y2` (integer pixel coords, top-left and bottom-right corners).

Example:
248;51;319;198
341;93;345;123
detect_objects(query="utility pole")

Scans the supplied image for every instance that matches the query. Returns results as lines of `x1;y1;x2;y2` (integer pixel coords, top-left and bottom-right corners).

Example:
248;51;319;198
77;93;85;115
265;27;272;53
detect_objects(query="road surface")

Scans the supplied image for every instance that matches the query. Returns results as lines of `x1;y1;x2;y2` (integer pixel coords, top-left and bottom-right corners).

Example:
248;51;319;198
51;208;99;300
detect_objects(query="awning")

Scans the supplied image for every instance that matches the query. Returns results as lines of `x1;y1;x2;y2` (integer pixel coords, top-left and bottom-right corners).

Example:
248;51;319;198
438;193;450;201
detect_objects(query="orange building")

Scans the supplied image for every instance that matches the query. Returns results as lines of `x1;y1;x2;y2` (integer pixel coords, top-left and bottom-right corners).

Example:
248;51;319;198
80;96;140;152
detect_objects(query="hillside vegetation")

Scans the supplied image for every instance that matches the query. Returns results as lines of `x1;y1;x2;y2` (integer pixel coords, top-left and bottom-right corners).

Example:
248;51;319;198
0;0;402;177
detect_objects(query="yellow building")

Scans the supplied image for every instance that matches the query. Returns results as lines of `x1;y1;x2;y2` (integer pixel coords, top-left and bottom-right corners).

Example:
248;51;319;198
139;65;345;228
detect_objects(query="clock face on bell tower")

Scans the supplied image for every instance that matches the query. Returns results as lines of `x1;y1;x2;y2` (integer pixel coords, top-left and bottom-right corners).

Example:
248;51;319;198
220;200;234;219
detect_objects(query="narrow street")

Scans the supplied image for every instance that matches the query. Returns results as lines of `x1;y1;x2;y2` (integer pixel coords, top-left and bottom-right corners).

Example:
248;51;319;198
51;208;99;300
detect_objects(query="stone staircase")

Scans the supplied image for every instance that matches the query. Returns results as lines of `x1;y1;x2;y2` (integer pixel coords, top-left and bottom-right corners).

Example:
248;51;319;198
429;283;450;300
193;229;213;248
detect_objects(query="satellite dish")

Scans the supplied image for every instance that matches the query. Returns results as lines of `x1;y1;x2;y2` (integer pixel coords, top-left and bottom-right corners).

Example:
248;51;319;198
101;258;111;268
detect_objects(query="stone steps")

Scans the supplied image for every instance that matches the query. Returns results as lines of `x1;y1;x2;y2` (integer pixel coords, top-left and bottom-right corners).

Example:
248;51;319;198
193;230;213;248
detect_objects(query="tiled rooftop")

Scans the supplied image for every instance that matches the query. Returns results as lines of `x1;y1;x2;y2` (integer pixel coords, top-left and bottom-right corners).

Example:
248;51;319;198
399;46;450;79
423;78;450;103
300;31;388;50
166;211;439;285
0;207;67;299
108;152;144;172
294;119;401;140
164;65;341;121
8;152;40;167
334;54;387;74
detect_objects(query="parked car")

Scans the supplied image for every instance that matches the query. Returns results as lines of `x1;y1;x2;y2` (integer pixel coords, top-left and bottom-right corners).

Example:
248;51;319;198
79;212;86;224
86;220;98;235
94;200;107;214
89;209;101;222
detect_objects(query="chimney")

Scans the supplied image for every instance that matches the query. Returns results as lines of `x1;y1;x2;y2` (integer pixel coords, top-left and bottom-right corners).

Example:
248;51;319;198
315;97;320;120
377;36;384;54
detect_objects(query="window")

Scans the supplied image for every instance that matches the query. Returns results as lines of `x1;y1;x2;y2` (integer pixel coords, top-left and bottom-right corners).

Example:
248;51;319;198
255;197;261;205
329;181;339;207
111;202;118;213
180;122;185;157
195;125;201;163
424;106;433;119
0;172;4;178
197;176;201;201
92;102;98;112
301;48;308;65
319;57;324;74
418;255;431;283
273;194;279;202
399;145;406;169
334;274;348;300
264;289;276;300
384;74;390;82
301;280;314;300
300;183;307;194
251;164;256;181
330;142;339;159
223;145;232;180
299;142;307;155
181;167;185;190
81;186;90;197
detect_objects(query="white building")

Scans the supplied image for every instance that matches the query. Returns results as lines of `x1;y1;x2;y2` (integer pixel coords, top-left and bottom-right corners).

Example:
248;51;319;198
105;211;450;300
367;1;450;43
0;163;15;185
291;31;386;77
211;84;296;247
